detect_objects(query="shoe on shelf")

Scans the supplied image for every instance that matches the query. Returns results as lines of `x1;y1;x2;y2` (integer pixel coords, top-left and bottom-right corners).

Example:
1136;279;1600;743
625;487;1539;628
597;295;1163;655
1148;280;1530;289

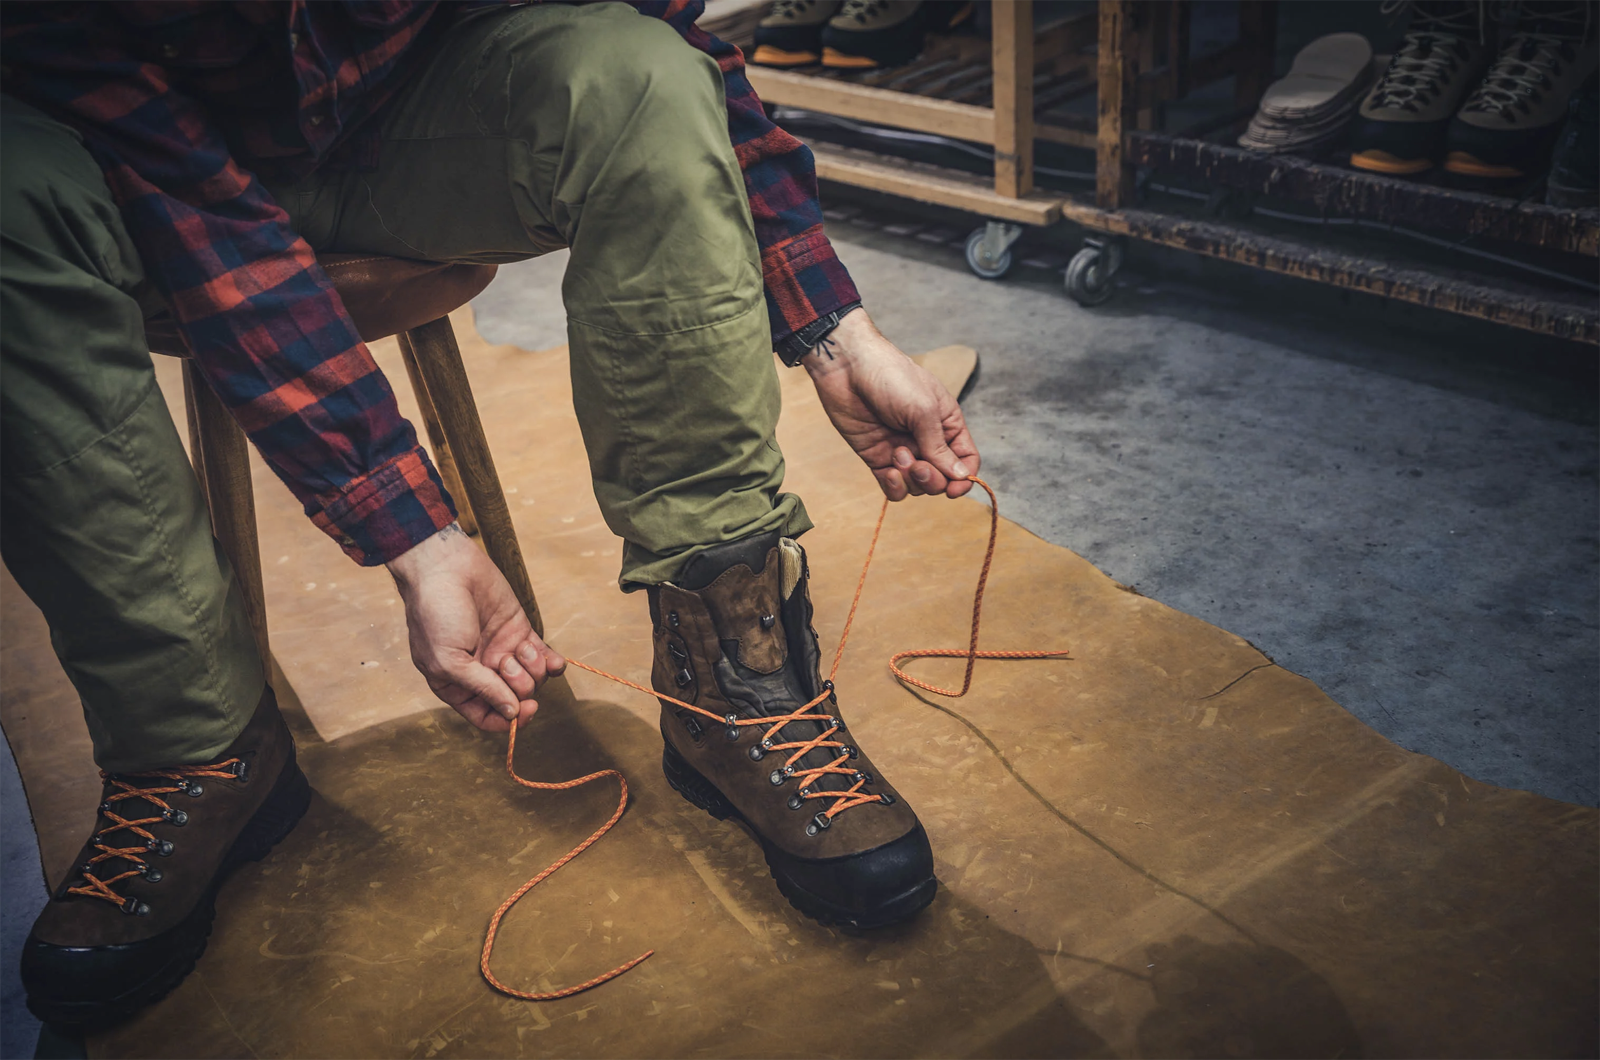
1239;32;1375;155
1349;0;1493;175
753;0;843;68
1546;71;1598;206
1444;1;1599;185
21;689;310;1030
649;532;937;929
821;0;934;71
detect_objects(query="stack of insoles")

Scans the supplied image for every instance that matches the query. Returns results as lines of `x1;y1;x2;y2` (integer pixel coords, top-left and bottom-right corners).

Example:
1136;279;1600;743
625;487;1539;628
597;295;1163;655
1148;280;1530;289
1239;32;1376;155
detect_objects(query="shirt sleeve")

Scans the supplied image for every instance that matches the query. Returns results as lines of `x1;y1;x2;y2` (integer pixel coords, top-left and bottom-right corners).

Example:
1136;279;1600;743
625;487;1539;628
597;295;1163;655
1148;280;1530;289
2;14;456;566
627;0;862;346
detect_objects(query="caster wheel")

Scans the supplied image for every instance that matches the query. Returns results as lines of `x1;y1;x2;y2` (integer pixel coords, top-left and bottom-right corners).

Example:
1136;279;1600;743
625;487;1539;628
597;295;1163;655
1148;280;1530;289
1064;244;1118;306
965;226;1014;279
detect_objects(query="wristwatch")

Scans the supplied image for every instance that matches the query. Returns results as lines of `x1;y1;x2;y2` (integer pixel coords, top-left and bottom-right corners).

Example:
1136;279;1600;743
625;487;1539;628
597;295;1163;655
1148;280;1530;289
775;302;861;367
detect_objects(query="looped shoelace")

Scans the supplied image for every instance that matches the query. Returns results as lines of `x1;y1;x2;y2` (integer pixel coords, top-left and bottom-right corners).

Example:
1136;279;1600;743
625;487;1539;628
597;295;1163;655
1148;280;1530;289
480;477;1070;1001
67;759;246;910
1368;31;1469;110
1462;33;1575;115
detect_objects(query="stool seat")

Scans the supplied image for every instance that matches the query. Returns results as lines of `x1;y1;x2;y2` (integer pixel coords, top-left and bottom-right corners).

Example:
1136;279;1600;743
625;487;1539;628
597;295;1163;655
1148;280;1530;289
144;254;498;356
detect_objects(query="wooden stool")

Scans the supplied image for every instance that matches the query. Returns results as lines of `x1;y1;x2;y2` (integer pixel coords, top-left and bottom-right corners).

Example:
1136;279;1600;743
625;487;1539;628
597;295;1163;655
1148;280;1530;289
143;256;543;670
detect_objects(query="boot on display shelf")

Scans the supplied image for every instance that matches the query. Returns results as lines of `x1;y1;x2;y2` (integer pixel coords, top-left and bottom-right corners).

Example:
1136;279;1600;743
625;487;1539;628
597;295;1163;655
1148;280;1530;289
1545;71;1598;206
820;0;975;71
753;0;843;67
1444;0;1599;186
1348;0;1494;175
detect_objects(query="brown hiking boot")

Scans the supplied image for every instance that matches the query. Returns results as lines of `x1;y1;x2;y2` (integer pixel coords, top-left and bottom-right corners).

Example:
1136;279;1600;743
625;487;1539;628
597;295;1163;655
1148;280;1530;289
22;688;310;1029
650;531;936;929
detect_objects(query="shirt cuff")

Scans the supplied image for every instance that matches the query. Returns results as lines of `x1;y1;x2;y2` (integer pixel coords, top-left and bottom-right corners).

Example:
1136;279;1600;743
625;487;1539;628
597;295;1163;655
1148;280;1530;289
761;224;862;346
308;446;458;566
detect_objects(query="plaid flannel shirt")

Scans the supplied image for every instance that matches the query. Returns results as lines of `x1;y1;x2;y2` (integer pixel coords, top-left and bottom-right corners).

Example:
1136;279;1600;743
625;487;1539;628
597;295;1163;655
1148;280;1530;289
2;0;859;565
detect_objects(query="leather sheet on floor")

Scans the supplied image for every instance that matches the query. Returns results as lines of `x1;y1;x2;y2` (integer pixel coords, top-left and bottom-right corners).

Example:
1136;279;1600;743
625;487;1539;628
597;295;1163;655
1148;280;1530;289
2;311;1594;1058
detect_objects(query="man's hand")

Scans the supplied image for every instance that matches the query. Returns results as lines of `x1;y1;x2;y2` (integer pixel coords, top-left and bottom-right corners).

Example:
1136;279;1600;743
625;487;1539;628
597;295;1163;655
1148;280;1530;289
802;308;980;500
386;523;566;732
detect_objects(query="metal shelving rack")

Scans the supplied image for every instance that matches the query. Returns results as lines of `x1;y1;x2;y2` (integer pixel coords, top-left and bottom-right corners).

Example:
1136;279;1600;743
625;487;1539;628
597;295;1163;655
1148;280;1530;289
705;0;1598;344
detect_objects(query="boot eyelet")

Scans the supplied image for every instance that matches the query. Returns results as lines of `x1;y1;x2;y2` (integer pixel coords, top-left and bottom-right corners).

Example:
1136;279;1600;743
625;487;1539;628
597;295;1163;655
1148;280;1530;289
799;786;813;797
668;642;688;664
769;769;785;786
98;801;113;816
879;793;896;805
807;812;832;836
675;668;693;688
138;865;163;883
821;680;834;692
841;745;859;760
853;771;872;784
668;611;680;628
759;613;775;630
120;897;151;917
787;793;804;810
683;716;704;739
805;821;820;836
163;808;188;826
228;760;250;782
760;739;773;751
747;745;764;761
182;780;204;797
147;839;174;857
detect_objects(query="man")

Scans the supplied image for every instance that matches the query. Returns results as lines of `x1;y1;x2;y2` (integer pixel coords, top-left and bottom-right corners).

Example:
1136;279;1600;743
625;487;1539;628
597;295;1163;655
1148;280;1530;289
1;0;979;1028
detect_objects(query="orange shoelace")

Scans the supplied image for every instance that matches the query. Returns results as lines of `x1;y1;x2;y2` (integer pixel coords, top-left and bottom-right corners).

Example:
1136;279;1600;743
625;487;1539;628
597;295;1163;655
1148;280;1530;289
480;477;1070;1000
69;759;247;912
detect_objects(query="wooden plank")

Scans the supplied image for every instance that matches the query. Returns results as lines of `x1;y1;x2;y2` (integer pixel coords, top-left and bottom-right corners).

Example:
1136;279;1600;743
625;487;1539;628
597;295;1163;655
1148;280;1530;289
1126;133;1600;256
810;144;1064;225
747;66;995;144
1035;120;1098;150
1235;0;1279;112
992;0;1035;197
1056;200;1599;343
184;360;270;669
1097;0;1138;209
404;318;546;638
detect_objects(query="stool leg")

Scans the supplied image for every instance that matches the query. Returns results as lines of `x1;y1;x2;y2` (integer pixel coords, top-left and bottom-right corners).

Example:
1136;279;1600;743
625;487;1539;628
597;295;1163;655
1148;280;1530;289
402;317;545;639
397;332;479;537
182;360;271;670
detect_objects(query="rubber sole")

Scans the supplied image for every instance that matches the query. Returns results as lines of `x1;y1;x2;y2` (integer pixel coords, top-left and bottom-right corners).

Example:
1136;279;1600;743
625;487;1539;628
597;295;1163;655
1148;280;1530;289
26;754;312;1030
752;44;821;67
661;738;937;930
1349;149;1433;175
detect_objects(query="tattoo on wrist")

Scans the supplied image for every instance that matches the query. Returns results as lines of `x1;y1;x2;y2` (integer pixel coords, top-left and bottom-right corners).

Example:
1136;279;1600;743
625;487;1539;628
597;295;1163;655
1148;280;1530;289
811;334;838;361
437;521;466;541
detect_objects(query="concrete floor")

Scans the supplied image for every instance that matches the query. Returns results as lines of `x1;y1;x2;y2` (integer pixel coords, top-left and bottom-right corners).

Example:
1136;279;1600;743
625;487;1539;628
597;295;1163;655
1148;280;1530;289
3;195;1593;1060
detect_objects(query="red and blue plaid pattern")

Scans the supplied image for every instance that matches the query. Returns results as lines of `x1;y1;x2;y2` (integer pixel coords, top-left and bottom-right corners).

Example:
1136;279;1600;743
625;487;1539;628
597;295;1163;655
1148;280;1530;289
3;0;859;565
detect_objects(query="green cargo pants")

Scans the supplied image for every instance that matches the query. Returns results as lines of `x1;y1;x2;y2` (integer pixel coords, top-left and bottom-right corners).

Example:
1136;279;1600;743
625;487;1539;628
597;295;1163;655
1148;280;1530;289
0;3;810;771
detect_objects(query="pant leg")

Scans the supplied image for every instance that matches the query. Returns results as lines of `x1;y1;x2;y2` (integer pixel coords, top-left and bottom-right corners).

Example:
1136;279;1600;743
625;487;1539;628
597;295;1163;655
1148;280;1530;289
268;3;812;588
0;97;263;772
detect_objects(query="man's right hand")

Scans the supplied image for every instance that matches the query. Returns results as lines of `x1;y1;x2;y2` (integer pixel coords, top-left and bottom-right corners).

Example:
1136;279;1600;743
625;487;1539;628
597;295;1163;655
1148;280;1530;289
386;523;565;733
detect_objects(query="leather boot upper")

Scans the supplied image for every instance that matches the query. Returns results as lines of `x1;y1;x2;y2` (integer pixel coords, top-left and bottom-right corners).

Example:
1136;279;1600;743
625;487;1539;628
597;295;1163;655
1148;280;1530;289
650;533;921;861
30;688;294;948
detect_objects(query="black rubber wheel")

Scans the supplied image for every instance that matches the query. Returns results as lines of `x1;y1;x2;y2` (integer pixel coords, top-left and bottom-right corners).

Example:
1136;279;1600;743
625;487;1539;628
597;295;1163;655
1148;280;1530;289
964;227;1013;280
1064;245;1116;306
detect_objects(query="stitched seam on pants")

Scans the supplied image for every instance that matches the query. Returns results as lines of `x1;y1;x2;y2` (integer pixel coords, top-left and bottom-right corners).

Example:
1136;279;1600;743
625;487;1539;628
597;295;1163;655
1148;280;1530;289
115;386;227;717
566;297;767;340
9;375;162;478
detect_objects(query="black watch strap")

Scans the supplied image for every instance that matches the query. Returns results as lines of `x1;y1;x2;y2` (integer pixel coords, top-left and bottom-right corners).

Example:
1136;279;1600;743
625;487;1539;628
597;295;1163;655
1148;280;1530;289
775;302;861;366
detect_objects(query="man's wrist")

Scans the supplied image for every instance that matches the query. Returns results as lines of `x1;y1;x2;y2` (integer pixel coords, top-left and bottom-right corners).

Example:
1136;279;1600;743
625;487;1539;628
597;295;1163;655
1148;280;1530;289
386;520;467;584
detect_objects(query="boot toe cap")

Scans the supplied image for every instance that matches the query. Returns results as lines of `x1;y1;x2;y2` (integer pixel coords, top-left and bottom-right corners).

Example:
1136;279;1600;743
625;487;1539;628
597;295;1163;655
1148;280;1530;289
763;822;937;928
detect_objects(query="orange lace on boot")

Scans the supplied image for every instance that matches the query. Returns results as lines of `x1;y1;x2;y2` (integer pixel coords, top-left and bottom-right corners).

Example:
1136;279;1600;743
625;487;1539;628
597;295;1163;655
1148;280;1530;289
66;758;247;915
